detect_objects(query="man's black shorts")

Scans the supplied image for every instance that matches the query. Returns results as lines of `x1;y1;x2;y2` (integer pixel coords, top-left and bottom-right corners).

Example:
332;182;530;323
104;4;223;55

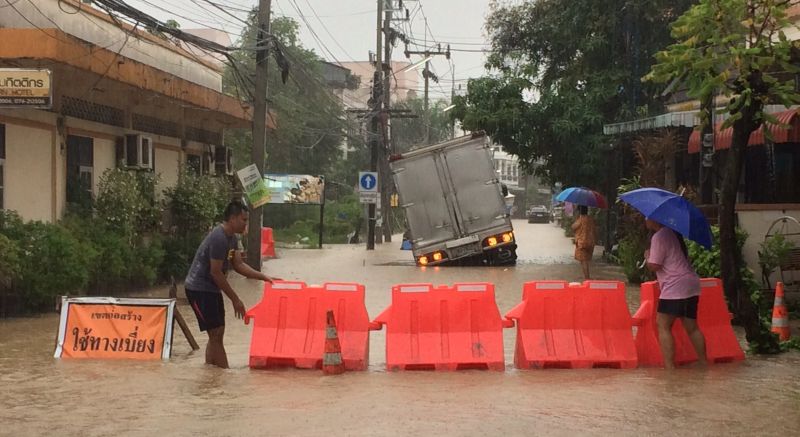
186;289;225;331
658;296;700;319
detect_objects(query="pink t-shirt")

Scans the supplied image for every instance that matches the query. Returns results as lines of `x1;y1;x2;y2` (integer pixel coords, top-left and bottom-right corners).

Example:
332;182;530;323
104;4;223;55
648;227;701;299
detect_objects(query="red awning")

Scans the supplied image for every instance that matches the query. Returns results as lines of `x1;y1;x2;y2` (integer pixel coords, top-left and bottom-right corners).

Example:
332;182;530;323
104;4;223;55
687;109;800;153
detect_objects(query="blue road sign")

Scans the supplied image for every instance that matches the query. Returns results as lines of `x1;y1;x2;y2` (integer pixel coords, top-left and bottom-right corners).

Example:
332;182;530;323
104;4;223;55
359;171;378;192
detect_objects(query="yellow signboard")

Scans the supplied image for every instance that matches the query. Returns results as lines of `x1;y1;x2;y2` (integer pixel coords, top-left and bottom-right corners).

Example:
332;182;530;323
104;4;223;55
0;68;52;108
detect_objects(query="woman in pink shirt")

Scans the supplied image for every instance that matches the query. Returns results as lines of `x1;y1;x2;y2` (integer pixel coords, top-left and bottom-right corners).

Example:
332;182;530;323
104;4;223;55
645;219;707;369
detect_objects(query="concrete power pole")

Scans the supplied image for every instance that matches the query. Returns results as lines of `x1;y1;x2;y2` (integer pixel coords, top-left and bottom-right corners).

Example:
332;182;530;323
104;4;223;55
380;3;393;243
367;0;383;250
246;0;272;270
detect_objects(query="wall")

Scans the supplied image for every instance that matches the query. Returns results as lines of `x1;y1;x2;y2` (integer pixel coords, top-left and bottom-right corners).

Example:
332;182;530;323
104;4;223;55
3;122;54;222
737;206;800;284
155;147;181;197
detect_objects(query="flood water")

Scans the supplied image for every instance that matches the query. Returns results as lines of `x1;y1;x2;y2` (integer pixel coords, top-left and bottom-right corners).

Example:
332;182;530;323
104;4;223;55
1;221;799;436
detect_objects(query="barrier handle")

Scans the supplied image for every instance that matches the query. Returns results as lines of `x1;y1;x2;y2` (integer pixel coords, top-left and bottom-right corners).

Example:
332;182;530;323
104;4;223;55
631;301;652;326
503;301;526;321
369;306;391;330
502;318;515;328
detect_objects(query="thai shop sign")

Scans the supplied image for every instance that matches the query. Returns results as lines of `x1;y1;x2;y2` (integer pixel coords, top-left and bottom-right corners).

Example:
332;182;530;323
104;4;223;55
54;297;176;361
265;174;325;204
0;68;52;108
237;163;271;208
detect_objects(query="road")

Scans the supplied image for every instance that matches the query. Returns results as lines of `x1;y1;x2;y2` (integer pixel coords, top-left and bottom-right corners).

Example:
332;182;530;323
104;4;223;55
0;220;798;436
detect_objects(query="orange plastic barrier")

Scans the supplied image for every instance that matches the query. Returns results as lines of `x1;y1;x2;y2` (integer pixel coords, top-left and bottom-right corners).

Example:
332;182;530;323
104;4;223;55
505;281;638;369
261;227;275;258
370;283;512;371
244;281;371;370
632;278;745;367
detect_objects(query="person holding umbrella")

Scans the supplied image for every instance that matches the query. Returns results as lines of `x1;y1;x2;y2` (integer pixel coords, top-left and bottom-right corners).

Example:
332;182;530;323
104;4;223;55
556;187;607;280
620;188;710;369
572;205;596;280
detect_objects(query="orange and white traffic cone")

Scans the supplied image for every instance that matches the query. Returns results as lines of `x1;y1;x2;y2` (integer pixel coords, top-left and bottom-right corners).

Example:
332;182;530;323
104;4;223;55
771;282;791;341
323;310;345;375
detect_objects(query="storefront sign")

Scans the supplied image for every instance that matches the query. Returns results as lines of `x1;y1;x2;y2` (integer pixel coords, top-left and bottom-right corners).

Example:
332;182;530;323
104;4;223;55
0;68;52;108
54;297;176;361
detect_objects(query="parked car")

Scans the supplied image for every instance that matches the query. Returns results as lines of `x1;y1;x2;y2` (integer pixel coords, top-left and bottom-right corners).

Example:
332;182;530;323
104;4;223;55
527;205;550;223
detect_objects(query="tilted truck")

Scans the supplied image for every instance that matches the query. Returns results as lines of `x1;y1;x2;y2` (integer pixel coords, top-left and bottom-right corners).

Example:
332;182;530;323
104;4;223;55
390;133;517;266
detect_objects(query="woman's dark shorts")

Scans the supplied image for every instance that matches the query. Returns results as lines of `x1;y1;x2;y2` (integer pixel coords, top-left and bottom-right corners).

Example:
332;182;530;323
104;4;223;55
658;296;700;319
186;289;225;331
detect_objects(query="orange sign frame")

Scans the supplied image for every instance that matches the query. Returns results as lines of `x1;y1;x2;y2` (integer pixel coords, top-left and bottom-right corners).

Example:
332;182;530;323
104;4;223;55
54;297;176;361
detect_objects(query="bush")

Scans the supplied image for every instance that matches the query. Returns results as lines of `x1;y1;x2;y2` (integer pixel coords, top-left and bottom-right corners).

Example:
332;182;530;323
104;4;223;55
0;234;22;289
15;221;96;311
616;233;652;284
163;165;229;236
95;168;161;237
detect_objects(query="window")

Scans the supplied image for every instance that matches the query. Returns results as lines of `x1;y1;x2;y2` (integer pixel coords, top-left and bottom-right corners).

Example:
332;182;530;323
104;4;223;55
0;124;5;209
66;135;94;208
186;154;201;174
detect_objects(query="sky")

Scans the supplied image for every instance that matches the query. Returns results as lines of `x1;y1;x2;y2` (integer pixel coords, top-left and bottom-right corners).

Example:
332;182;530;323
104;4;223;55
127;0;497;102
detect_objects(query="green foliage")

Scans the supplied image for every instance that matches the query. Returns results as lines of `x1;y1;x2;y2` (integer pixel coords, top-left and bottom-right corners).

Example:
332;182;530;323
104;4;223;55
0;234;22;289
162;166;230;279
14;222;96;311
94;168;161;237
392;98;454;152
223;15;347;176
163;165;229;236
758;233;796;282
452;0;694;185
616;233;651;284
271;194;364;246
646;0;800;130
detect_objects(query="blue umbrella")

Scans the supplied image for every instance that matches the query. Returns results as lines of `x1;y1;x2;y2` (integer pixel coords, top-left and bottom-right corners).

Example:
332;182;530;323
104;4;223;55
555;187;608;208
619;188;713;249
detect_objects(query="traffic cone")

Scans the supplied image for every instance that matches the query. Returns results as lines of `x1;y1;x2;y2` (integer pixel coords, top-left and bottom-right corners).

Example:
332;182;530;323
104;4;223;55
323;310;345;375
771;282;791;341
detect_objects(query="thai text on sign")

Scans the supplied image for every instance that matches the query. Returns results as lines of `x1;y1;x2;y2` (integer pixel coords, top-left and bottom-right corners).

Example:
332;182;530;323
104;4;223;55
54;297;176;361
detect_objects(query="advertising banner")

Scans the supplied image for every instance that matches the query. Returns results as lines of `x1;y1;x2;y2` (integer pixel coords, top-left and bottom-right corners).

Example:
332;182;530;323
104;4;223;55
54;297;176;361
264;174;324;204
237;164;271;208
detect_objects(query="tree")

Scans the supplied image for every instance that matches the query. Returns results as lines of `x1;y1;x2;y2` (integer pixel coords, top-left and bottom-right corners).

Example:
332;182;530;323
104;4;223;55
451;0;694;185
646;0;800;352
223;14;349;176
391;97;452;152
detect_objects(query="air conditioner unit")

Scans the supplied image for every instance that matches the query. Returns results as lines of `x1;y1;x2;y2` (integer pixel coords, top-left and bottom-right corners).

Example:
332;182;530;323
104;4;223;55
214;146;233;176
123;134;154;169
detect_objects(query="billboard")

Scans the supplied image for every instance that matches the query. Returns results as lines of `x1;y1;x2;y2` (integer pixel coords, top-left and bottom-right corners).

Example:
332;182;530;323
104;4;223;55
264;174;324;204
0;68;52;108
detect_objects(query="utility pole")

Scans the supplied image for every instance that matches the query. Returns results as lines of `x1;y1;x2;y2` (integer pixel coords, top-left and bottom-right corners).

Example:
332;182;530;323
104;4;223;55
367;0;383;250
450;65;455;139
247;0;271;270
404;45;450;145
380;3;393;243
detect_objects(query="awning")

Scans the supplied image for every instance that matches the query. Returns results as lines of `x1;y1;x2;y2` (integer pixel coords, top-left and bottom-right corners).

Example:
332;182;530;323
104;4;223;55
603;111;699;135
687;109;800;153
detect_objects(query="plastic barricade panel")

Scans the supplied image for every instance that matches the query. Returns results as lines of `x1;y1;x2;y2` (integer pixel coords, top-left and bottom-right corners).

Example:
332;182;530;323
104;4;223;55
632;279;745;367
506;281;637;369
244;281;371;370
261;227;276;258
370;283;510;371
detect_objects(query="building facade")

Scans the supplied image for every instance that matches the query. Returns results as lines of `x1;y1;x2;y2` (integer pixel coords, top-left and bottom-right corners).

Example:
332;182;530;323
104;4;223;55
0;0;272;222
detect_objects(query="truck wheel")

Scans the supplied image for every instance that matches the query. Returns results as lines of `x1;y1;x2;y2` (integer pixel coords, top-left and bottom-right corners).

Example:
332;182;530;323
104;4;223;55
485;245;517;266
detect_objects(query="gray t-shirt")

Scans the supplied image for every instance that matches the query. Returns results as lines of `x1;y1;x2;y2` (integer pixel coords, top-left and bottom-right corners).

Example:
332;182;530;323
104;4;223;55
184;225;237;293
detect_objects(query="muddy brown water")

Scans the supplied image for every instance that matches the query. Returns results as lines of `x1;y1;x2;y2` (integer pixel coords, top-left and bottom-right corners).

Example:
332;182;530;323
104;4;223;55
1;221;799;436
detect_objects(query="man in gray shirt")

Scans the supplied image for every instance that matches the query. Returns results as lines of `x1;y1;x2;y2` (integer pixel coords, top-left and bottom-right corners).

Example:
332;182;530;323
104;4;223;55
185;200;277;368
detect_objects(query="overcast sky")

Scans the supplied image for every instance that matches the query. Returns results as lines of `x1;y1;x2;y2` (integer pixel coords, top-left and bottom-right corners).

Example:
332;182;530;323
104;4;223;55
128;0;496;101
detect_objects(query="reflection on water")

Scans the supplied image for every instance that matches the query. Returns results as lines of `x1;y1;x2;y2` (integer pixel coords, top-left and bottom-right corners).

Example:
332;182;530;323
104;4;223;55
1;226;799;436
